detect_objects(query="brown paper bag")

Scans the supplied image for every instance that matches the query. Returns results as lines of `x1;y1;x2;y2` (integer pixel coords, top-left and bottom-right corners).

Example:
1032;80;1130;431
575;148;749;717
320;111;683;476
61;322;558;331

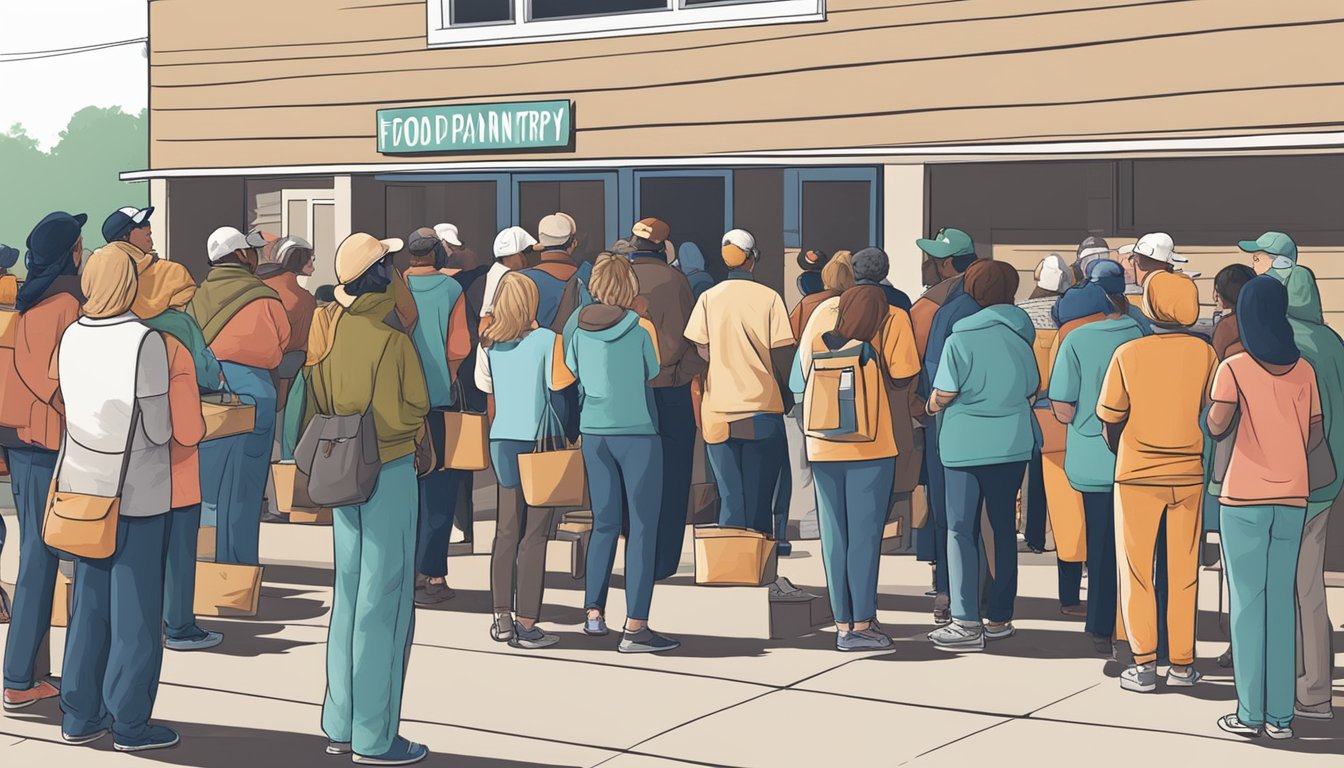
440;410;489;471
201;393;257;441
197;525;216;561
270;461;322;513
693;527;778;586
518;446;587;508
194;562;263;617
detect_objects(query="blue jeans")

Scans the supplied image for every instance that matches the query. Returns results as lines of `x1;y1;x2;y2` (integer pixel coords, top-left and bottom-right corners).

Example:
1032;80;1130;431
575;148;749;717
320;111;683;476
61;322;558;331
945;461;1026;623
61;514;169;741
323;455;417;757
3;446;58;690
416;408;464;578
200;362;277;566
583;434;663;621
813;459;895;625
921;426;950;594
162;504;205;641
652;386;696;580
1222;503;1305;729
706;414;786;534
1082;491;1118;638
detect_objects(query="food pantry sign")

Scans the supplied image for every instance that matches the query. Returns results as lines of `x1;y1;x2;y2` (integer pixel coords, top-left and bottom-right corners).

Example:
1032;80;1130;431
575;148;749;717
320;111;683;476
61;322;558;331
377;100;573;154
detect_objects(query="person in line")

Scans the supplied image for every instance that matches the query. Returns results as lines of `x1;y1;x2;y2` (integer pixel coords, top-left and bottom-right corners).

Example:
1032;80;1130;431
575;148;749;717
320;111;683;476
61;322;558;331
1048;276;1144;656
523;213;588;332
926;260;1038;651
1097;270;1215;692
306;232;430;766
796;278;921;651
684;229;795;538
480;226;536;324
475;272;568;649
625;219;706;581
190;227;291;566
101;206;191;325
435;223;481;275
567;255;681;653
914;229;980;625
441;224;490;545
675;242;715;302
1120;233;1191;335
0;211;85;710
1070;236;1111;285
133;263;221;653
1211;264;1256;361
1206;275;1321;741
795;248;831;298
790;251;855;341
1240;232;1344;722
404;227;472;606
56;245;176;751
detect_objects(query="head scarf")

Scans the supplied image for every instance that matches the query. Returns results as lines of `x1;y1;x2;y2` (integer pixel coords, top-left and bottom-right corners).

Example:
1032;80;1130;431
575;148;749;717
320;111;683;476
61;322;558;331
826;284;888;345
1087;259;1126;296
17;211;85;312
1237;276;1300;367
1052;282;1113;326
677;242;706;274
81;245;139;320
1141;272;1200;327
132;247;196;319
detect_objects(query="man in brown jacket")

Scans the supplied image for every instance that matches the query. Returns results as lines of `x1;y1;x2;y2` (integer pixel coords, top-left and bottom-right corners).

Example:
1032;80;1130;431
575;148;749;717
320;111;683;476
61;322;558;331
629;218;708;580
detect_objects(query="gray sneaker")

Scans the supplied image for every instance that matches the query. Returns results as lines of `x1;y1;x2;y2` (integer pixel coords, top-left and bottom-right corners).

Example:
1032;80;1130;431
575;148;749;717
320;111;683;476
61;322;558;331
1121;663;1157;693
618;628;680;654
983;621;1015;640
509;622;559;650
413;581;455;607
768;577;817;603
928;620;984;652
836;627;893;652
1166;665;1201;687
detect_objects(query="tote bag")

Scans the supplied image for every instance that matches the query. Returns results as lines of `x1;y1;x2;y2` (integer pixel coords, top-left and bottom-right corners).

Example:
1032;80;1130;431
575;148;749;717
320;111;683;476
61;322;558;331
517;402;587;508
43;403;140;560
440;379;490;472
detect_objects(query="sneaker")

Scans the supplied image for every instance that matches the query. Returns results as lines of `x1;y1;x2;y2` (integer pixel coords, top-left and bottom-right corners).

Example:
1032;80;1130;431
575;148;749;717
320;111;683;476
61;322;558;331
1216;646;1233;669
932;593;951;626
836;627;894;652
1060;603;1087;618
489;615;514;643
413;580;455;607
1294;702;1333;721
114;725;180;752
1120;663;1157;693
928;621;985;652
618;628;681;654
767;577;816;602
584;615;609;636
1217;714;1261;738
327;741;353;755
62;718;111;746
1265;723;1294;740
1166;666;1202;687
2;680;59;711
353;737;428;766
509;622;559;650
983;621;1016;640
164;629;224;652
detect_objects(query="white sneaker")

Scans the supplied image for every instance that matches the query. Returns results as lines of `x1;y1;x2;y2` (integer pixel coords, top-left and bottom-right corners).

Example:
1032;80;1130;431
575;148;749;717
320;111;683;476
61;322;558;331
1121;663;1157;693
1166;666;1201;687
1264;723;1294;740
928;621;985;652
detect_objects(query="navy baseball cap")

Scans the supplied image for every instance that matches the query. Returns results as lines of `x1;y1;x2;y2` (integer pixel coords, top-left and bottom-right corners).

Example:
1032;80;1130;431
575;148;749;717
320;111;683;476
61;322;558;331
102;206;154;242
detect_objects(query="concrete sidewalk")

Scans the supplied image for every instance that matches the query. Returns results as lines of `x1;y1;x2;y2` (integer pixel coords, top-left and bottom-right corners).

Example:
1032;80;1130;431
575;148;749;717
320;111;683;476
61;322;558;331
1;501;1342;767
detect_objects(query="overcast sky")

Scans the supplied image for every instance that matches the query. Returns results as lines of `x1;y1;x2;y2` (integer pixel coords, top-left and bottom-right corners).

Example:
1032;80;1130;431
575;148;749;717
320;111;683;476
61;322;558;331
0;1;148;149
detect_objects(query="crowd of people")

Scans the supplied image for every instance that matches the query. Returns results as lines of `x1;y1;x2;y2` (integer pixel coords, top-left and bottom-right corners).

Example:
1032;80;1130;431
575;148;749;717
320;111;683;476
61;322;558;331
0;203;1337;762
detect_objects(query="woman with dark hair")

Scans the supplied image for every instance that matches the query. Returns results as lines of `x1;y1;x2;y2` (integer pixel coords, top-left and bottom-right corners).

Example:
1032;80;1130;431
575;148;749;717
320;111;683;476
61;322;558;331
1207;276;1323;741
796;279;920;651
927;260;1038;652
795;248;831;297
1212;264;1256;361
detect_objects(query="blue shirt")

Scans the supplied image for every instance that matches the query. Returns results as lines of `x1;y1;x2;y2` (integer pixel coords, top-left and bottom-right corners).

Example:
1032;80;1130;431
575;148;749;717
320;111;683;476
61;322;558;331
482;329;563;442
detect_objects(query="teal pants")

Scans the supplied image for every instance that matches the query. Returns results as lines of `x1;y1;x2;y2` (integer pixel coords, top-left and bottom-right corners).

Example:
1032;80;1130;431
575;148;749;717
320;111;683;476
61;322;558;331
812;458;895;625
322;455;418;756
1220;503;1306;729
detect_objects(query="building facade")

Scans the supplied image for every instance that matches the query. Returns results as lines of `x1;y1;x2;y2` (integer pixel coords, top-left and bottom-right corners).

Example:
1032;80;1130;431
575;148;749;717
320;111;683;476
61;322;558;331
133;0;1344;316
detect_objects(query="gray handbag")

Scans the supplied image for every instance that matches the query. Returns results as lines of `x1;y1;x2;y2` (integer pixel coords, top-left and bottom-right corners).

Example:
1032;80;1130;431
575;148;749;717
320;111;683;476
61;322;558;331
294;367;382;507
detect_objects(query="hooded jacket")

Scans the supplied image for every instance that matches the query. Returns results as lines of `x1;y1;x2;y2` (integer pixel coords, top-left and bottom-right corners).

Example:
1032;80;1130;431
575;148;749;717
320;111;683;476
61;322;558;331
676;242;714;302
405;269;469;408
564;304;660;436
919;280;979;399
932;304;1040;468
1279;267;1344;515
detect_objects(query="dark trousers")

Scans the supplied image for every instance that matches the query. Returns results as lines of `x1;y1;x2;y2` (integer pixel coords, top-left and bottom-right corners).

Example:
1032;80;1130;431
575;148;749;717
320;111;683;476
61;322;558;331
1025;451;1048;551
62;514;168;741
1081;491;1119;638
1154;516;1170;663
2;446;58;690
162;504;204;641
1058;560;1083;607
921;426;951;594
583;435;663;621
652;386;696;580
773;444;793;546
416;409;464;579
945;460;1027;624
706;414;786;535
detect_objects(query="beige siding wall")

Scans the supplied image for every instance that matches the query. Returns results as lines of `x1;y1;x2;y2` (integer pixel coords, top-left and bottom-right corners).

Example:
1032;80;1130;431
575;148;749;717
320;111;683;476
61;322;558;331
149;0;1344;170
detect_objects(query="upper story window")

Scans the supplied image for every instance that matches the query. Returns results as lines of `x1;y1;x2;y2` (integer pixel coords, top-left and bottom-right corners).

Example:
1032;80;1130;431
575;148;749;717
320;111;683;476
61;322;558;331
430;0;824;47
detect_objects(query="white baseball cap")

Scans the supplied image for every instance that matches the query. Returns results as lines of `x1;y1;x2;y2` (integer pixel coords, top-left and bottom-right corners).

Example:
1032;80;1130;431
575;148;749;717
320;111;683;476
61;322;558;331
207;226;251;263
722;228;756;253
1035;253;1072;293
433;223;462;247
1119;232;1187;265
537;212;577;248
493;226;538;259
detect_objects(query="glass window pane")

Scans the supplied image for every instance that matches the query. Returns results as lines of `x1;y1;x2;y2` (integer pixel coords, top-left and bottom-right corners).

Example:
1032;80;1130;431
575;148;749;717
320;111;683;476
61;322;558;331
452;0;513;25
530;0;666;22
682;0;769;5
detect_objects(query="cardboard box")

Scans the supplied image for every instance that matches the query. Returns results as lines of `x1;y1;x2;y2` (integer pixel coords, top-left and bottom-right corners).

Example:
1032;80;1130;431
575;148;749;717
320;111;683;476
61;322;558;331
693;527;778;587
197;525;216;561
201;393;256;441
194;562;263;618
288;508;333;525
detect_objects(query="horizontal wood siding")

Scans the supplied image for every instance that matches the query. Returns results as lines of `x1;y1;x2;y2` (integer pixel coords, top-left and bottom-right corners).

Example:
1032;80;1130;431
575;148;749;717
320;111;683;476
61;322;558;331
149;0;1344;169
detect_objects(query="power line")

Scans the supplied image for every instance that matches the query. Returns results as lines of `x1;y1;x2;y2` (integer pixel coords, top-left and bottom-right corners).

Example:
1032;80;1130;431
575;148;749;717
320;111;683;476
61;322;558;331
0;38;147;63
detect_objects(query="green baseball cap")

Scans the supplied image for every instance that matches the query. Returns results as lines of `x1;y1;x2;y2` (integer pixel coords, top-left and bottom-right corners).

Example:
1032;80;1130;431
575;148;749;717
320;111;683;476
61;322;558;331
1238;231;1297;268
916;227;975;259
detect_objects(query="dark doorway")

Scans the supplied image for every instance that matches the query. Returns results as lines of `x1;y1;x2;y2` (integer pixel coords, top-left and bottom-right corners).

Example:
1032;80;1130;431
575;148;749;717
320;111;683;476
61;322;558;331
384;181;498;270
801;180;872;257
639;176;727;281
517;180;607;264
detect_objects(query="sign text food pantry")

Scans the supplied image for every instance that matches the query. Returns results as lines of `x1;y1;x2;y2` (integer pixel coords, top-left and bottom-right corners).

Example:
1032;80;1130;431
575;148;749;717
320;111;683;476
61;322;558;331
377;100;573;154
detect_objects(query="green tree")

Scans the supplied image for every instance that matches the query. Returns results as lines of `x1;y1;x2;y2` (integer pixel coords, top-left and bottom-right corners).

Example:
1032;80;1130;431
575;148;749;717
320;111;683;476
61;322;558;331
0;107;147;277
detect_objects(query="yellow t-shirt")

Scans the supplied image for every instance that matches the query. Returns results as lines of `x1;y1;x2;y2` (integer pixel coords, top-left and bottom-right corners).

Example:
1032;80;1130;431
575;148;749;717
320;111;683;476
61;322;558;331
799;305;922;463
684;278;794;444
1096;333;1216;486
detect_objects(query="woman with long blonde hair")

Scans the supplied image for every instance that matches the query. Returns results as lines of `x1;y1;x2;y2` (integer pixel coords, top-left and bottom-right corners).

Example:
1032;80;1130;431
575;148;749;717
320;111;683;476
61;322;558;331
474;272;572;649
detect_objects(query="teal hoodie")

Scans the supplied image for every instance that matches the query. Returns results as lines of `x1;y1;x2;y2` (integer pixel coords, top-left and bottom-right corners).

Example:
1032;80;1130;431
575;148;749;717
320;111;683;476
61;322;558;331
933;304;1040;468
406;272;464;408
564;304;659;436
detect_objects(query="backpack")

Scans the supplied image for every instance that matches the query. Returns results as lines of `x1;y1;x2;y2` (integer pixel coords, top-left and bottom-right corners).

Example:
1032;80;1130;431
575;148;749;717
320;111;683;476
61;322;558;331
294;348;382;507
803;339;880;443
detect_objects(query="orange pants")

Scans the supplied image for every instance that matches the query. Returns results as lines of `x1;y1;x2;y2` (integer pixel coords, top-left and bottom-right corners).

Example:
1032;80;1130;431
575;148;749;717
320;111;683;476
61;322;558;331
1114;483;1202;666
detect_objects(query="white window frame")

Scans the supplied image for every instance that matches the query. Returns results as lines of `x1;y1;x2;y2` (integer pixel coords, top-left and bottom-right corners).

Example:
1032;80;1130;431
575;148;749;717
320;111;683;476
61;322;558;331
428;0;823;48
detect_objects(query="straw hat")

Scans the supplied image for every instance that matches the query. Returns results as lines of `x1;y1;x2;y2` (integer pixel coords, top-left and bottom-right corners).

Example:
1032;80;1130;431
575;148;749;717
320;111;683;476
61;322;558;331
333;232;402;307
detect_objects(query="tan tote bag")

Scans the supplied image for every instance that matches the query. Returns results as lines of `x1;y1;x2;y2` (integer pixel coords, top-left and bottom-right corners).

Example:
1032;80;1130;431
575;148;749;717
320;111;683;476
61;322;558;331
517;402;587;508
43;404;141;560
440;379;489;472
